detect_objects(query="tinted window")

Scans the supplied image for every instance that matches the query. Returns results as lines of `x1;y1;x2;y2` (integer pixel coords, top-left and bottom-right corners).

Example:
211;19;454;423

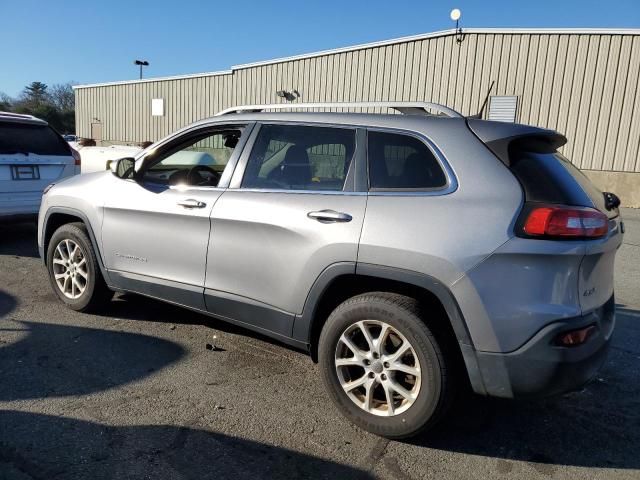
0;123;71;156
368;131;446;190
556;153;610;215
242;124;355;191
509;151;594;208
142;129;242;187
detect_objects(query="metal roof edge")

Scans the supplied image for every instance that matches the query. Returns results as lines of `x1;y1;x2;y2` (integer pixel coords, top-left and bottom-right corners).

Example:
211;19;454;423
231;27;640;70
73;27;640;90
72;69;233;90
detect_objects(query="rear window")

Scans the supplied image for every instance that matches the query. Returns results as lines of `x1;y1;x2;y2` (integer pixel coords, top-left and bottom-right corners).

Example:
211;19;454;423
0;123;71;156
509;150;617;219
556;153;610;216
509;150;609;209
368;131;447;190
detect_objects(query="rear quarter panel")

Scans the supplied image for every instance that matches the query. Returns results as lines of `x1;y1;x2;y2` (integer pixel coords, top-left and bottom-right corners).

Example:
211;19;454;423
453;239;586;352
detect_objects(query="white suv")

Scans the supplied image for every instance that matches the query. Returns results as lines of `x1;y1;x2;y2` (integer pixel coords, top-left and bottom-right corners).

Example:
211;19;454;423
0;112;79;220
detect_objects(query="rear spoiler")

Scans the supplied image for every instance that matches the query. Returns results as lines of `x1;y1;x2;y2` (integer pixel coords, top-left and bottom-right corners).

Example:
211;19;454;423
466;119;567;166
0;111;48;126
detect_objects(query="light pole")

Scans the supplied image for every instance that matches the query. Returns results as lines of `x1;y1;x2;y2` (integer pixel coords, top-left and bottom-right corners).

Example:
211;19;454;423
134;60;149;79
450;9;465;44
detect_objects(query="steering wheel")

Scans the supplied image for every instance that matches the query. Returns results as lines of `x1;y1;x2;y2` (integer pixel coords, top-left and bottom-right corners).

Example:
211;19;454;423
187;165;220;186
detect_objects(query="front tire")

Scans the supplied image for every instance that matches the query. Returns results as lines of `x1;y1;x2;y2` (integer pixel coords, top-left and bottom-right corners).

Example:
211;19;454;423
46;222;113;312
318;292;453;439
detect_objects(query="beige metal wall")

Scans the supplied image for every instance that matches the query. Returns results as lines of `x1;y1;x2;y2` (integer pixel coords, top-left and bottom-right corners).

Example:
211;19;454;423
75;31;640;175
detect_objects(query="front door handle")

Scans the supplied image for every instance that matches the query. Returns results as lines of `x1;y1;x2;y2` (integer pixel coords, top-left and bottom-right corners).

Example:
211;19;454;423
177;199;207;209
307;210;352;223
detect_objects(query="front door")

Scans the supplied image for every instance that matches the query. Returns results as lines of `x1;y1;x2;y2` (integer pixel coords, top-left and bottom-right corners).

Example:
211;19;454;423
101;124;250;309
205;123;366;336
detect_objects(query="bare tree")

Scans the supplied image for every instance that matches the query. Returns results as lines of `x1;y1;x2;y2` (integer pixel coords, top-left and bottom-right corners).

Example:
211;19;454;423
0;92;12;111
2;82;76;133
49;83;75;112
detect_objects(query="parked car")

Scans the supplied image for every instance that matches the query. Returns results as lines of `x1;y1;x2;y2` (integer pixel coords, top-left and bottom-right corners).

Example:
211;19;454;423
0;112;79;221
37;102;623;438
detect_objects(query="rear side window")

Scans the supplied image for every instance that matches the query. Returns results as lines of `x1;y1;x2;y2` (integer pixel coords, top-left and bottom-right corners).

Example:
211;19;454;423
367;131;447;190
242;124;355;191
0;123;71;156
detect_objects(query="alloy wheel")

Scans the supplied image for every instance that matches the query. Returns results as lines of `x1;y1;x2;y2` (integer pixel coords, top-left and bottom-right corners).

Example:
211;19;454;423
335;320;422;416
52;239;88;299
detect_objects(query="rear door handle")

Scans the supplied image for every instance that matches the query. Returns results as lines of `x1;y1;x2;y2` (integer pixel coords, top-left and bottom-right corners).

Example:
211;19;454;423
307;210;352;223
177;199;207;209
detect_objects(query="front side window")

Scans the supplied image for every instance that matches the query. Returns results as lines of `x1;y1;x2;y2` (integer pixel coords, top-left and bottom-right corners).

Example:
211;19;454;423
368;131;447;190
142;128;242;187
241;124;355;191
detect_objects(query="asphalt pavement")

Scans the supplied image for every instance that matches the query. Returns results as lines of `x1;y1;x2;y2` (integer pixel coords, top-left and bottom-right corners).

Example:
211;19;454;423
0;209;639;479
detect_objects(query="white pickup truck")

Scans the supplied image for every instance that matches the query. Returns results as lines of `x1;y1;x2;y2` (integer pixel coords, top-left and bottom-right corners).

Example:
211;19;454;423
73;144;143;174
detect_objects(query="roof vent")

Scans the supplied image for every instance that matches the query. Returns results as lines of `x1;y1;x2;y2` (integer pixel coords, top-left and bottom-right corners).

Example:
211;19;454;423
488;95;518;122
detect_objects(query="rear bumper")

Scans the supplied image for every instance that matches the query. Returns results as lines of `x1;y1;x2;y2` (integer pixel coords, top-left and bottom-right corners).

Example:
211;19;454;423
475;295;616;399
0;192;42;217
0;213;38;224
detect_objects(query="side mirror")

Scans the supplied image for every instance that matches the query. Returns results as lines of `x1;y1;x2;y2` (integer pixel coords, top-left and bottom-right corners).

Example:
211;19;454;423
108;157;136;179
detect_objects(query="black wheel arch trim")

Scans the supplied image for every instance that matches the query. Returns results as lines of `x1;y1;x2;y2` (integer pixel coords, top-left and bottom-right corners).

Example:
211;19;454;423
41;206;112;286
294;262;487;395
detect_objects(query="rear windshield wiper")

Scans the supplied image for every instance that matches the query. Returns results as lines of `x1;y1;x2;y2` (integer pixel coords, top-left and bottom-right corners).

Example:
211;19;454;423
0;150;30;155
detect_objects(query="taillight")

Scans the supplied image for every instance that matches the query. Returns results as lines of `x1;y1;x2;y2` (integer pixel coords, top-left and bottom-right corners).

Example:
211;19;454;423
519;205;608;239
71;147;81;166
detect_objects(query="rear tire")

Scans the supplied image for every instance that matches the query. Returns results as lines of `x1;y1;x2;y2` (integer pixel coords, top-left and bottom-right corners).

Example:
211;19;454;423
318;292;454;439
46;222;113;312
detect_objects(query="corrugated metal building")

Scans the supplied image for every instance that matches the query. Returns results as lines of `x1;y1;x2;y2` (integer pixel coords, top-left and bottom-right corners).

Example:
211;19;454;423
74;28;640;206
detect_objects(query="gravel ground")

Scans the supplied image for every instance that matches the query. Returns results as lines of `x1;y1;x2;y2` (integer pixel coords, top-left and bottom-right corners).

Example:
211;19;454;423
0;209;638;480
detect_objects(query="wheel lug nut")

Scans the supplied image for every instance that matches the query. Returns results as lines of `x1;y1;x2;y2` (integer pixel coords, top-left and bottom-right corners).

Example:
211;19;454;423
363;359;370;366
381;374;387;380
383;362;389;368
373;352;379;359
368;372;375;379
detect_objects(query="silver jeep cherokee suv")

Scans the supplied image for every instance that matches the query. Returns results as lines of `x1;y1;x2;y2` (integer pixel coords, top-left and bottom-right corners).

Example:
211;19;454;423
37;102;623;439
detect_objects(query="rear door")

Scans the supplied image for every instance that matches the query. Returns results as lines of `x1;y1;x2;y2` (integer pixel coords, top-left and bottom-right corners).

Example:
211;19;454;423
0;121;75;214
205;123;366;336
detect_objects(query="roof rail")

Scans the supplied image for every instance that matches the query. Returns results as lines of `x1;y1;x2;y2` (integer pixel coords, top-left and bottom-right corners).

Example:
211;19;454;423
215;101;463;118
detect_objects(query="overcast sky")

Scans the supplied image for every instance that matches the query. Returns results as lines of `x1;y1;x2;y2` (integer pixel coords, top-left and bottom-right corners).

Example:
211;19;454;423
1;0;639;97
